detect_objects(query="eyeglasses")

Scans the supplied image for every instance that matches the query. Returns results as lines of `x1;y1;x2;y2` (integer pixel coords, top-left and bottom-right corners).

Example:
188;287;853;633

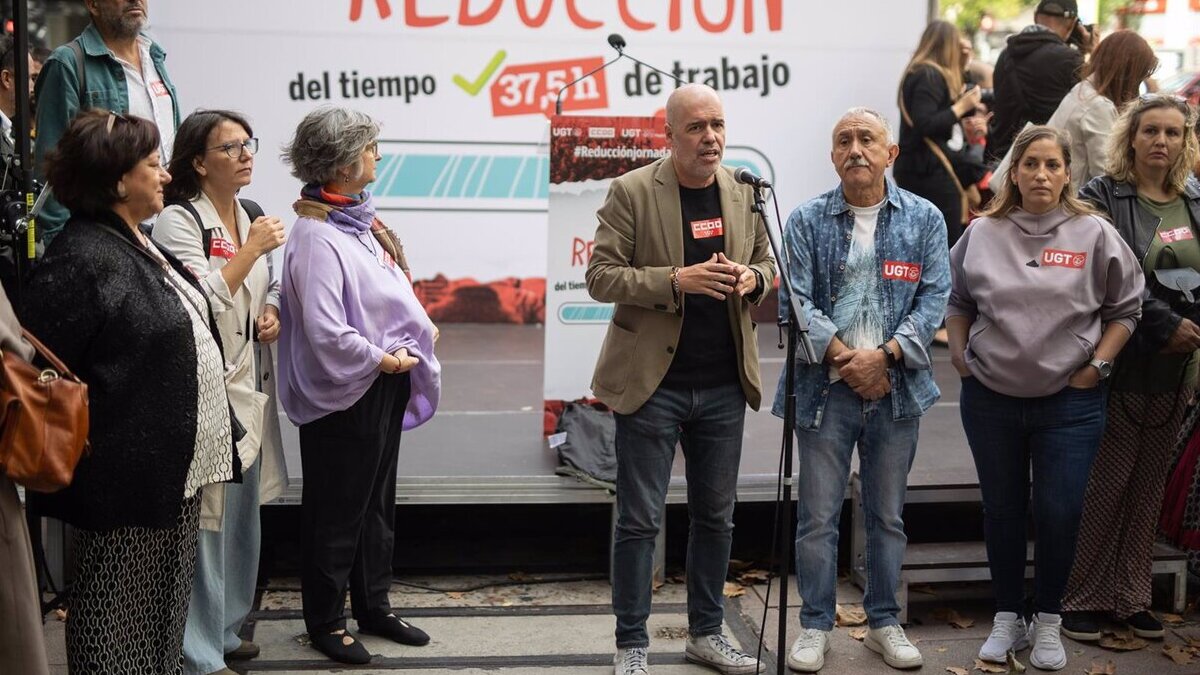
207;138;259;159
365;141;379;156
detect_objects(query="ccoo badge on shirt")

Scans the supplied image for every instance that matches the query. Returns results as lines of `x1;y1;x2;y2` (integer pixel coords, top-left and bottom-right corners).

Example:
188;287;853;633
690;218;724;239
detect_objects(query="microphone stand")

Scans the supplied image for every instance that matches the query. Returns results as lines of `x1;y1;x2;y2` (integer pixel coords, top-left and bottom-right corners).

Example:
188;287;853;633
555;37;682;115
750;184;816;673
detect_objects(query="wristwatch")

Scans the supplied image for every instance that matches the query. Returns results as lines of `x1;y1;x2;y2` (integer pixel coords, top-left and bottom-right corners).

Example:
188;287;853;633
1087;358;1112;380
878;343;898;367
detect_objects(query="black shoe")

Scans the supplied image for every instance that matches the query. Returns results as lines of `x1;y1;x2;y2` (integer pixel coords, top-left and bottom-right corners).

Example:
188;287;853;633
1061;611;1102;642
310;629;372;664
224;638;260;661
358;613;431;646
1121;611;1164;639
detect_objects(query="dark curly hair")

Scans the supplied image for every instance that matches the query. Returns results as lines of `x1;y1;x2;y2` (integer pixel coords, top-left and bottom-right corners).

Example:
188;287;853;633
44;109;160;216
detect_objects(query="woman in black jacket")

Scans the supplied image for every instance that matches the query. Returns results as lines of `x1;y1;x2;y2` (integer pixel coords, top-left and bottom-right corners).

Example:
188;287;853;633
1063;94;1200;643
22;110;237;675
895;20;986;248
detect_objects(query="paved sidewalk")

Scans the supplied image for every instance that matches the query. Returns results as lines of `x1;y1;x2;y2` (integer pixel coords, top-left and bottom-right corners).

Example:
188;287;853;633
39;575;1200;673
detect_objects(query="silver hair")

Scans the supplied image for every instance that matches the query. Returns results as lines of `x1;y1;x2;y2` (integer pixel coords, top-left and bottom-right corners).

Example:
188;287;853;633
839;107;895;146
282;106;380;185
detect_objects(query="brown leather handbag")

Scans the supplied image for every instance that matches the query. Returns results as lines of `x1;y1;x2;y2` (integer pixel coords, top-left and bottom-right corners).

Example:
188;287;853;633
0;330;89;492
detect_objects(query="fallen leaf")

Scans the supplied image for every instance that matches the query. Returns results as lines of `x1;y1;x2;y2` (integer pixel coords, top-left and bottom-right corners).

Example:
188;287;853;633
936;646;949;653
655;626;689;640
1006;650;1026;673
652;578;665;592
736;569;772;585
1162;613;1186;625
1163;644;1195;665
849;628;867;641
53;608;67;622
444;591;465;600
1171;628;1200;647
945;667;969;675
835;604;867;627
728;558;753;571
1085;660;1116;675
972;658;1007;673
932;607;975;629
666;573;686;585
722;581;745;598
1099;630;1148;651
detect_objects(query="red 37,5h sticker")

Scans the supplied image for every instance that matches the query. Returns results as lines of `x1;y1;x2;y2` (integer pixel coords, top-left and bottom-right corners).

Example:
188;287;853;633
1042;249;1087;269
882;260;922;283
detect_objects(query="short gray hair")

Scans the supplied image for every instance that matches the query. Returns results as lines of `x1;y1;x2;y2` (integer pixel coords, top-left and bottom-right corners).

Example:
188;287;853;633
838;107;895;146
282;106;380;185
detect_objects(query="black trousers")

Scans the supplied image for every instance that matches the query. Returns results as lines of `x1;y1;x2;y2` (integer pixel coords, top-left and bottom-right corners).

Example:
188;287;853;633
299;372;411;635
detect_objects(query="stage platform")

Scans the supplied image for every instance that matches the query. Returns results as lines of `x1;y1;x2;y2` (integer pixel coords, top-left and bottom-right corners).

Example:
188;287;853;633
274;324;975;506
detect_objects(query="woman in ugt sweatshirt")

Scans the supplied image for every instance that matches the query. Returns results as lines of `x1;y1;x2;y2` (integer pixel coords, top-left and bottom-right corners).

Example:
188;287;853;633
945;125;1144;672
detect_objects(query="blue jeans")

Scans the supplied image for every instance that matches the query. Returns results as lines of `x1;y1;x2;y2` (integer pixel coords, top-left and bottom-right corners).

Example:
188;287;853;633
611;383;746;649
794;381;918;630
960;377;1106;615
183;458;262;675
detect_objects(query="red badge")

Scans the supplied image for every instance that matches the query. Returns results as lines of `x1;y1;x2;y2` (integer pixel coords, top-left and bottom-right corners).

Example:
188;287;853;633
1160;227;1195;243
1041;248;1087;269
690;218;724;240
882;260;922;283
152;81;169;97
209;237;237;260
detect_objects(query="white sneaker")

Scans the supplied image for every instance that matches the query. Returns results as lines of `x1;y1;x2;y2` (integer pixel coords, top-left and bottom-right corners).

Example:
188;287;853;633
684;633;763;674
979;611;1031;663
1027;613;1067;671
865;624;923;669
786;628;830;673
614;646;649;675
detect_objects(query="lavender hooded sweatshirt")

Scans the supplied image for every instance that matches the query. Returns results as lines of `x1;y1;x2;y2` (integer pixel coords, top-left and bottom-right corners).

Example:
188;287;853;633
279;193;440;428
947;206;1144;397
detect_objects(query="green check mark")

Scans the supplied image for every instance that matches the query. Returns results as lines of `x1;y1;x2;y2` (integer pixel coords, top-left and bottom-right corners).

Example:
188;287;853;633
453;50;507;96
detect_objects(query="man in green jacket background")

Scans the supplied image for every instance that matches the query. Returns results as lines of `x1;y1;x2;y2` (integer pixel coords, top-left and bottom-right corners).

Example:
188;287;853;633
34;0;179;244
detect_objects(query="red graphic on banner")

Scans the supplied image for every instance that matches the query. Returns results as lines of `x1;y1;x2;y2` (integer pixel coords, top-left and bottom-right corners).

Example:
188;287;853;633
882;260;922;282
490;56;608;117
350;0;392;22
549;115;668;183
1041;249;1087;269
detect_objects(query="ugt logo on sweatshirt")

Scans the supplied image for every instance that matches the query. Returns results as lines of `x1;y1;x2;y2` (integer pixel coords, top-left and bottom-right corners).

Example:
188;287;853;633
1041;249;1087;269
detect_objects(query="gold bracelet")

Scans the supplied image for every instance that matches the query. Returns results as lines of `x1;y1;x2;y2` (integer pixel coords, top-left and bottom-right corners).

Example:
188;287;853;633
670;266;681;300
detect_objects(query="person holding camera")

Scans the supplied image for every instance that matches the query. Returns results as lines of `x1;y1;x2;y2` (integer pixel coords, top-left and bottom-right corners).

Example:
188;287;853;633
896;20;990;249
1060;94;1200;643
989;0;1097;164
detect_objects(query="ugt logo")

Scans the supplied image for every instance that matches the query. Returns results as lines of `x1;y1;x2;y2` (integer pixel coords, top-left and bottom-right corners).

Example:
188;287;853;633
350;0;392;21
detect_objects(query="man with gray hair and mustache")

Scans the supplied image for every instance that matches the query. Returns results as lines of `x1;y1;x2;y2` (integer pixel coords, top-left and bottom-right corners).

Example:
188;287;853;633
34;0;179;244
773;108;950;672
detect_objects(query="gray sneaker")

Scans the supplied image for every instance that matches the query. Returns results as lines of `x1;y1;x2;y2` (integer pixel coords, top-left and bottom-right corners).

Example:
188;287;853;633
614;646;649;675
1027;613;1067;671
685;633;764;674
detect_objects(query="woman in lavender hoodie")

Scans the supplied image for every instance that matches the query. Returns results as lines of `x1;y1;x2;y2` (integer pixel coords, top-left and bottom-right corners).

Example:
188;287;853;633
279;107;440;665
946;125;1144;671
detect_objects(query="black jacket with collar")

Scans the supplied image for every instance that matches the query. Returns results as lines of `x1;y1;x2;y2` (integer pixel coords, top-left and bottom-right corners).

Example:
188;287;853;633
1079;175;1200;356
21;211;238;531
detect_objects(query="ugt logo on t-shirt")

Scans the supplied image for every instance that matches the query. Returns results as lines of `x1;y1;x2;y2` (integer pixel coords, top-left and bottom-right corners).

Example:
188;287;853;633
1041;249;1087;269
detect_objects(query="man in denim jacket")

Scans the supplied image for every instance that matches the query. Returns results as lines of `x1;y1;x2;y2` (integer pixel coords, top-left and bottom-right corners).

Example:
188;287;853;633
774;108;950;673
34;0;179;244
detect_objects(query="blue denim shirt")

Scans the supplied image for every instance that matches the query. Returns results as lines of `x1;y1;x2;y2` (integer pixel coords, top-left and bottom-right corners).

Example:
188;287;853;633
772;179;950;430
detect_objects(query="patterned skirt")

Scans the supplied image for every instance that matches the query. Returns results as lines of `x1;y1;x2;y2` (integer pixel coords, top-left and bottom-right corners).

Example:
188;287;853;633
66;498;200;675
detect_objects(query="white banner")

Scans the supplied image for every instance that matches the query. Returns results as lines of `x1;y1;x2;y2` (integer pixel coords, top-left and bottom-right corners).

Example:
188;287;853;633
150;0;928;324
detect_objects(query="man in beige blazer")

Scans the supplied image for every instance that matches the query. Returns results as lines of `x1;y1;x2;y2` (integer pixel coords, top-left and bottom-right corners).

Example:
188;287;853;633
586;84;774;675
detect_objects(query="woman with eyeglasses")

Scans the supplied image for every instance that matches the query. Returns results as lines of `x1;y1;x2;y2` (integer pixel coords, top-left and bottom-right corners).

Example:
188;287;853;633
152;110;287;675
279;106;440;665
22;110;238;674
1060;95;1200;643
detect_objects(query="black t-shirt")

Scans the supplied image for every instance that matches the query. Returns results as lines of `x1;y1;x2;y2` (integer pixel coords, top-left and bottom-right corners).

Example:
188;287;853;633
660;182;739;390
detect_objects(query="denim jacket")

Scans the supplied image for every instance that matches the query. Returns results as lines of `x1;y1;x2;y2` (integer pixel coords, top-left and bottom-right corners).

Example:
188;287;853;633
33;24;180;243
772;179;950;430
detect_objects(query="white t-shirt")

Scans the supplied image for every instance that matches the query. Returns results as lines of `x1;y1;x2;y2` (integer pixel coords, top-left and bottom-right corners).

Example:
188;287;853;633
828;198;887;383
113;36;175;163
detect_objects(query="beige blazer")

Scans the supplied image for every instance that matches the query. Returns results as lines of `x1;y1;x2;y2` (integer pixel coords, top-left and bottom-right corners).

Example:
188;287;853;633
586;157;776;414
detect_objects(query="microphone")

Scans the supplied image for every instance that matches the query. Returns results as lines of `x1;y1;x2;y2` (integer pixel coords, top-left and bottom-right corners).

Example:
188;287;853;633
607;33;626;52
734;167;772;189
555;36;625;116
